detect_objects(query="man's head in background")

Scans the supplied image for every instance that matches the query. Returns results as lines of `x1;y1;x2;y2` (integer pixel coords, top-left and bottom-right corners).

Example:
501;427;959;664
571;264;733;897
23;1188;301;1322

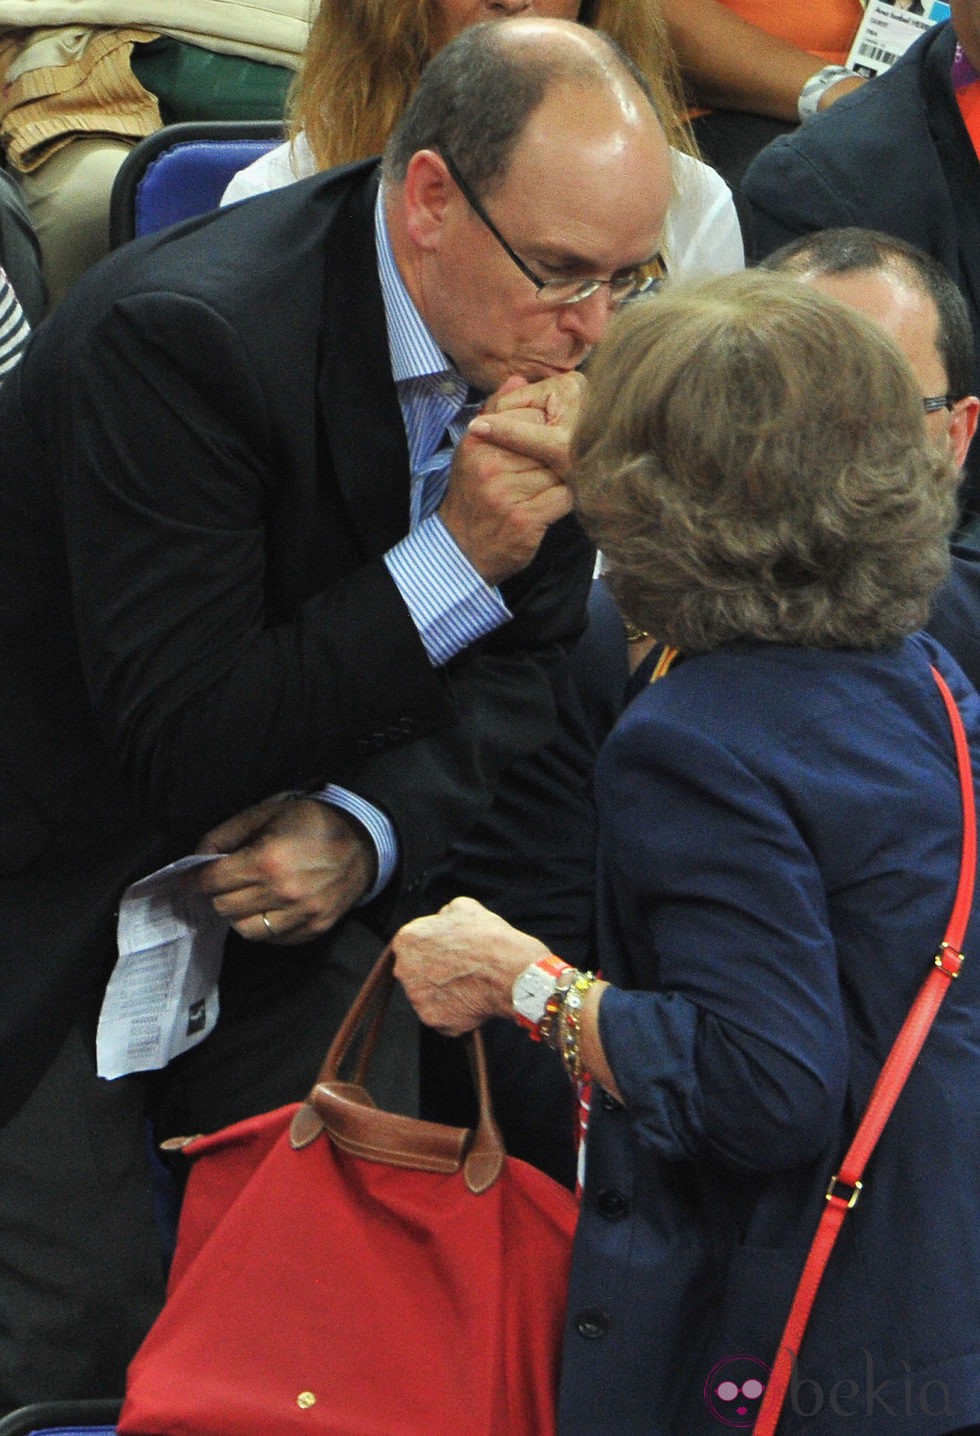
761;228;979;477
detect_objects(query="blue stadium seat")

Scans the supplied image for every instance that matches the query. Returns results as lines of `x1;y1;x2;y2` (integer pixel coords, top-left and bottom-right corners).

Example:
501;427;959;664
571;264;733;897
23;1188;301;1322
0;1399;121;1435
109;120;282;244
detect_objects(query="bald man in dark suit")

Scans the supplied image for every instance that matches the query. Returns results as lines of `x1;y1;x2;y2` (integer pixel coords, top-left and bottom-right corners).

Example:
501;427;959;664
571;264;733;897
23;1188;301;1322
0;18;673;1408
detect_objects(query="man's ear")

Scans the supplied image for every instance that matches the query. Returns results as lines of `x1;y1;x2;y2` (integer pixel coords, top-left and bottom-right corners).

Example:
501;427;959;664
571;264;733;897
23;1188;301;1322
402;149;455;253
949;394;980;470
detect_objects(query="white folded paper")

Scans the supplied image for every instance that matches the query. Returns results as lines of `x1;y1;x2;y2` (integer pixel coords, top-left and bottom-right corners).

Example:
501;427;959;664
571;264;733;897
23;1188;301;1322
97;853;228;1079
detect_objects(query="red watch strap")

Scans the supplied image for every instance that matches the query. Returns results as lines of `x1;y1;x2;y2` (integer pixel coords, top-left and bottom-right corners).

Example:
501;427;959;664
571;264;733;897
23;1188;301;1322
512;954;573;1034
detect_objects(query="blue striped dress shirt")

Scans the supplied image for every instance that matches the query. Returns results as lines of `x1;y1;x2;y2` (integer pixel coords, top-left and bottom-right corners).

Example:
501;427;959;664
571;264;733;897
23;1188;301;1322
317;189;511;898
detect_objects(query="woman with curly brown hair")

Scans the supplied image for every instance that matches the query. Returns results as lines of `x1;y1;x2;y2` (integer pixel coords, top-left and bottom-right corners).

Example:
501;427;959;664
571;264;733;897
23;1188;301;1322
391;271;980;1435
222;0;744;277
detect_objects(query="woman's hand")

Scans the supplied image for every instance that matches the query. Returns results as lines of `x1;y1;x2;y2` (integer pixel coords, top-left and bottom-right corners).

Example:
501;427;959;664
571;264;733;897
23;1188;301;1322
391;896;550;1036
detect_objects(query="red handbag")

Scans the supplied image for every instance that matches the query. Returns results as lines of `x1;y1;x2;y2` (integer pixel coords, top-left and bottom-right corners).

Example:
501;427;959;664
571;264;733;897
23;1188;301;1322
754;665;976;1434
118;949;579;1436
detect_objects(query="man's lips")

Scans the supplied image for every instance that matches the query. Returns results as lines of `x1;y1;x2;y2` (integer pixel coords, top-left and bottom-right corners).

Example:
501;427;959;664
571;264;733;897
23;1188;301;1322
521;362;578;380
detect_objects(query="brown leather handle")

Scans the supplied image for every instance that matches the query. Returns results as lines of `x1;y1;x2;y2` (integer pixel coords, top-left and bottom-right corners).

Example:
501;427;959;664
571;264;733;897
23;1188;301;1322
289;946;506;1194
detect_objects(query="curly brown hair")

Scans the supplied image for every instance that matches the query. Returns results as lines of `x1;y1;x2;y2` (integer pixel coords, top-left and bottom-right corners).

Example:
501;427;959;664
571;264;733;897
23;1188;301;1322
571;272;960;652
289;1;693;172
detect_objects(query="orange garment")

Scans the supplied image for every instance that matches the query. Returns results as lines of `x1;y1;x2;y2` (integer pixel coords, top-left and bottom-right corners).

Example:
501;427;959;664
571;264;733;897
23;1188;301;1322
717;0;863;65
956;76;980;150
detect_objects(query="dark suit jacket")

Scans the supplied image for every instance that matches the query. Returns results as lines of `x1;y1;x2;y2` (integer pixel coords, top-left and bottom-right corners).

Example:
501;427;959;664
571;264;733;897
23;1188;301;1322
741;21;980;520
0;160;593;1124
928;545;980;692
560;634;980;1435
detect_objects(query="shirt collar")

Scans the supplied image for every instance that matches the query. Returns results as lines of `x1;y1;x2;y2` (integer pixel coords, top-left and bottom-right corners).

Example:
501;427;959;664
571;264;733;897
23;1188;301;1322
375;185;465;394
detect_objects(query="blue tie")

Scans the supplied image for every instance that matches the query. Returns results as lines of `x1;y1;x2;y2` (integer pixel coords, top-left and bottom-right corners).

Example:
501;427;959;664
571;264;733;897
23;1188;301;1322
416;444;454;523
414;388;484;526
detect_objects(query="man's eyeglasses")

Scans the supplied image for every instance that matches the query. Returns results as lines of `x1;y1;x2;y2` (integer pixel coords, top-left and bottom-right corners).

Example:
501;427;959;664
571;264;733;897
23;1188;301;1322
922;394;952;414
440;149;662;308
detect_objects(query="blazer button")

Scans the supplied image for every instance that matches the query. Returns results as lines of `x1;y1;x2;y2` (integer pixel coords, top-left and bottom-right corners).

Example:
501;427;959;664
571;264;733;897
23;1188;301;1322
595;1187;628;1220
575;1308;610;1341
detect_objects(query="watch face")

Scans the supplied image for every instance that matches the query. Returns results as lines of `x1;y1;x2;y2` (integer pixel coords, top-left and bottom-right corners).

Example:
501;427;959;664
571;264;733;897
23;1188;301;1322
514;971;540;1003
512;965;554;1024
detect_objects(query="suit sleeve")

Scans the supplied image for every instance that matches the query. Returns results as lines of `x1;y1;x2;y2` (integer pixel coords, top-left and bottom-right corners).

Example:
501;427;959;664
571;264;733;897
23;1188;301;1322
925;548;980;695
740;134;864;261
63;292;591;853
594;711;849;1173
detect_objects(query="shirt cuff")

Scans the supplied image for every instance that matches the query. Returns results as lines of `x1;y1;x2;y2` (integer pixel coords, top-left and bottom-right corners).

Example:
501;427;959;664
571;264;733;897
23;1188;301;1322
384;514;510;666
311;785;398;905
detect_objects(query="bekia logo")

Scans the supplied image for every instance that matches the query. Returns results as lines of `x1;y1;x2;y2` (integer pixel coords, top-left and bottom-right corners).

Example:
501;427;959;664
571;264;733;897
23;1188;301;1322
703;1356;770;1428
704;1349;952;1425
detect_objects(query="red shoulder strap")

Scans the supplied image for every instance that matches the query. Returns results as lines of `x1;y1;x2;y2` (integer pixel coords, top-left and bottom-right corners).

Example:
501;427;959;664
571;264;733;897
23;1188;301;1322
753;666;975;1435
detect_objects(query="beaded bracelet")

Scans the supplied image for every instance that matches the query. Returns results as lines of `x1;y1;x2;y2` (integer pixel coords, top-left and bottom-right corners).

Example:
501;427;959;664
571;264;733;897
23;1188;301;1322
535;968;598;1079
514;956;599;1082
559;971;598;1081
537;966;578;1047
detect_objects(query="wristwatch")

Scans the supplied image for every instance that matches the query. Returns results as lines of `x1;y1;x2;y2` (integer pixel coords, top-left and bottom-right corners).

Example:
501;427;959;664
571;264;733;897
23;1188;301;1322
512;954;573;1032
797;65;854;122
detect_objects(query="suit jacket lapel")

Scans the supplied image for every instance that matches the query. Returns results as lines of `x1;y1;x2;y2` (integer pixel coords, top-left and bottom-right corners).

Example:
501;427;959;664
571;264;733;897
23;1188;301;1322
316;165;412;558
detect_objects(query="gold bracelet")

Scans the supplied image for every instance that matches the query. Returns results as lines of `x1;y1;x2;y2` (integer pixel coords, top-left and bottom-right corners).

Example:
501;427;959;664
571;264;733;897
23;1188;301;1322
538;990;564;1048
560;971;598;1081
538;967;578;1048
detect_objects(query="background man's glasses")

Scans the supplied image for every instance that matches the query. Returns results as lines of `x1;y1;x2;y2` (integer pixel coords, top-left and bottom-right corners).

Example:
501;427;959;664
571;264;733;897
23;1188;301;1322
440;149;662;308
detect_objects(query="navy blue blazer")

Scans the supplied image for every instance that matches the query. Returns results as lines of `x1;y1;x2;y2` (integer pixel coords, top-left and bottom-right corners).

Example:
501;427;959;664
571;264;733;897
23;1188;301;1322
929;545;980;694
559;634;980;1435
741;21;980;523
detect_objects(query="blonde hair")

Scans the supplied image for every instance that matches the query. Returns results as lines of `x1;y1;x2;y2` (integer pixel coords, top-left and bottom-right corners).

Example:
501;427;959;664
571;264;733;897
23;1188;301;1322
585;0;693;153
571;272;960;652
290;0;694;170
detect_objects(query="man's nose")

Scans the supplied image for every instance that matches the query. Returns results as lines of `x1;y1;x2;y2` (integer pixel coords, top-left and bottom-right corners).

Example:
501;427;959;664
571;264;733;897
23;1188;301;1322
556;288;617;347
489;0;534;12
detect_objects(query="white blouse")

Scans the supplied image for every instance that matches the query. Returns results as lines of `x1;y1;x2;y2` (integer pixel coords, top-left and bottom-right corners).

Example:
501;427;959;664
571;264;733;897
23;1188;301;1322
221;132;745;279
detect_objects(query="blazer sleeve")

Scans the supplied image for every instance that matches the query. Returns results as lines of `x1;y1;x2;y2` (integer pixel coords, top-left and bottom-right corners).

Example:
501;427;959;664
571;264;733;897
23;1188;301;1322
740;33;952;263
926;547;980;694
740;132;865;260
594;710;850;1173
61;291;591;849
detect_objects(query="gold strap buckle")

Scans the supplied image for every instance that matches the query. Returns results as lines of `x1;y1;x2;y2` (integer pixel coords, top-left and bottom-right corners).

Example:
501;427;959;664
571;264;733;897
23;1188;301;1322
935;942;964;977
826;1174;862;1208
